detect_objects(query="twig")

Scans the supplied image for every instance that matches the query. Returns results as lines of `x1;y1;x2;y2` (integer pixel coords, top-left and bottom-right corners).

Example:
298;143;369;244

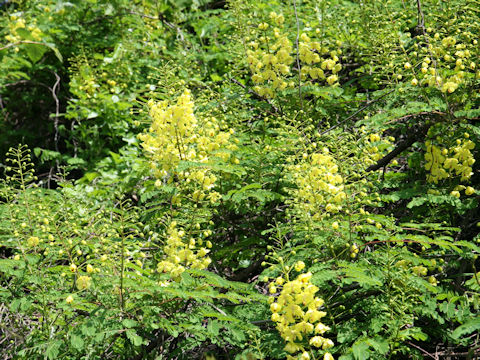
47;71;61;184
0;40;47;52
319;89;395;136
407;341;437;359
229;77;280;113
49;72;61;153
416;0;425;33
70;120;79;158
208;303;227;316
435;347;480;358
127;10;184;42
128;10;158;20
385;110;446;125
293;0;303;112
366;123;431;172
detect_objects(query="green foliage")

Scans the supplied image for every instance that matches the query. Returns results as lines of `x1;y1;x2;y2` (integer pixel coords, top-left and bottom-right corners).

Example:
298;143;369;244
1;0;480;359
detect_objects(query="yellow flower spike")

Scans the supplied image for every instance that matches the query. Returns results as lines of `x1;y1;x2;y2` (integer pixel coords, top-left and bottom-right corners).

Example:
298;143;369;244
271;312;282;322
86;264;94;273
284;342;303;354
69;263;77;272
65;295;74;304
269;271;334;355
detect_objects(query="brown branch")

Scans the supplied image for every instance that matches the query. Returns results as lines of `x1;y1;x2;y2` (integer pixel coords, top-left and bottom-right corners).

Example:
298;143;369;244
49;72;61;152
229;257;264;282
366;123;431;172
0;40;46;52
416;0;426;33
436;348;480;358
407;341;437;359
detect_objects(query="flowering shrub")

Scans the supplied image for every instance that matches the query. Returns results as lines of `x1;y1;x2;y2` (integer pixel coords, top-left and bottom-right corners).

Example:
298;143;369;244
1;0;480;359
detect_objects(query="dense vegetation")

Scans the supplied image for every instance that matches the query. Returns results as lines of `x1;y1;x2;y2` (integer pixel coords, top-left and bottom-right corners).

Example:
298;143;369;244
1;0;479;359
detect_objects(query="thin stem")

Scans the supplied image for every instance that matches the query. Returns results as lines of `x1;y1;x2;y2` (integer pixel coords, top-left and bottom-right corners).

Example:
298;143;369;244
293;0;303;112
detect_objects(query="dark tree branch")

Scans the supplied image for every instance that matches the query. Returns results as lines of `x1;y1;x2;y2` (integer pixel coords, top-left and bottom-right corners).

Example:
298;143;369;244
229;256;264;282
366;123;431;172
407;341;436;359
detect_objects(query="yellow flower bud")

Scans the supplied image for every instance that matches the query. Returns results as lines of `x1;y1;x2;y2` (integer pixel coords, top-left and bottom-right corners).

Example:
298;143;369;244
76;276;92;290
295;261;306;272
301;352;310;360
324;353;334;360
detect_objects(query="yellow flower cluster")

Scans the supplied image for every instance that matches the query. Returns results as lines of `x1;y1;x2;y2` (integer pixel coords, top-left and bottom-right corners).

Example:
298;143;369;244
139;90;237;203
364;133;389;163
290;149;346;218
5;16;43;44
404;32;478;93
268;269;334;359
248;15;293;98
298;33;341;86
247;12;341;98
27;236;40;247
156;222;212;278
425;135;475;184
412;266;428;277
